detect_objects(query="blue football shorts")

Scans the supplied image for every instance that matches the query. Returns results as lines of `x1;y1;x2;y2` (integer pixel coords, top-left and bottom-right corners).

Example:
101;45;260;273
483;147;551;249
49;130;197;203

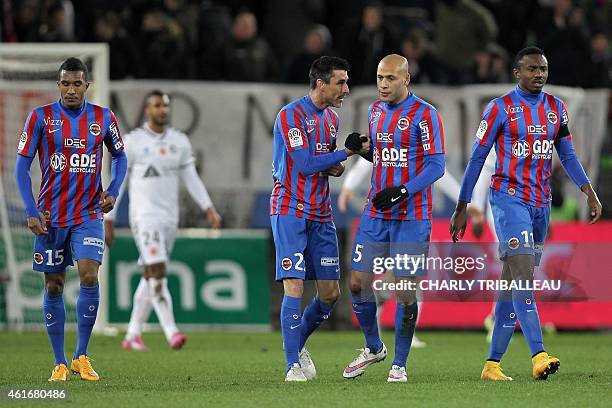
32;218;104;272
271;214;340;281
490;188;549;266
351;213;431;277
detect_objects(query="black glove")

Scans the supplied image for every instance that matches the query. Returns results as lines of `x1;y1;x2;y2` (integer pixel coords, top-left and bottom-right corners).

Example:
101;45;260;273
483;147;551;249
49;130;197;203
373;186;409;211
344;132;365;151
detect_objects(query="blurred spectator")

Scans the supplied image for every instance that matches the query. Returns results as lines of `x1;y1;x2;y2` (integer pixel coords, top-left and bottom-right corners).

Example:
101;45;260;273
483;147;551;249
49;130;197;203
399;28;442;84
338;1;397;85
215;10;278;82
586;33;611;88
537;0;590;87
264;0;326;65
93;11;140;79
474;43;509;84
137;8;188;78
486;0;539;57
38;0;74;42
163;0;200;77
434;0;498;85
196;1;233;79
12;0;41;42
284;25;332;83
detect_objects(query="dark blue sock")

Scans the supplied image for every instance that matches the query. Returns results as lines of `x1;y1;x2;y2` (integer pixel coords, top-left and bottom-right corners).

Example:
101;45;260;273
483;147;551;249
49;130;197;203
392;302;418;367
299;297;334;351
512;289;544;356
74;284;99;359
351;293;382;353
488;291;517;361
44;291;67;365
280;295;302;371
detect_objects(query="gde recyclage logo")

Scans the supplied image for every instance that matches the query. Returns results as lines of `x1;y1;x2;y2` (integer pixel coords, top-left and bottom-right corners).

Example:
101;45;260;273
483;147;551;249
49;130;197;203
512;141;530;158
49;152;67;171
512;140;554;159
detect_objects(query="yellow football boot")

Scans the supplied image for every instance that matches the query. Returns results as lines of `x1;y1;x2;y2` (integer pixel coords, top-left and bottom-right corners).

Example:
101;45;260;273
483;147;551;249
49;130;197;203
532;352;560;380
480;360;513;381
48;363;68;382
70;355;100;381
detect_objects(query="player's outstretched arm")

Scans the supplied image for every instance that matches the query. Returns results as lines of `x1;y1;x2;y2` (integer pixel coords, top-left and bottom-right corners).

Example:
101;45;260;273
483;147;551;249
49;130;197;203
15;155;48;235
104;171;129;246
101;111;128;212
322;163;345;177
179;163;222;228
289;131;370;177
452;102;500;241
554;134;602;223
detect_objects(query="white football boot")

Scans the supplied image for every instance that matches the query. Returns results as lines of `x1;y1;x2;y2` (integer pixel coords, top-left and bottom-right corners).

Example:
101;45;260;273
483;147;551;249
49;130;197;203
411;335;427;348
299;348;317;380
285;363;307;382
387;365;408;382
343;343;387;379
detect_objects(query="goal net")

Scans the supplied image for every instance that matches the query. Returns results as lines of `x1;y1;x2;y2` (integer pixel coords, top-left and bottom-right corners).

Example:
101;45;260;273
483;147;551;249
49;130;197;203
0;43;109;329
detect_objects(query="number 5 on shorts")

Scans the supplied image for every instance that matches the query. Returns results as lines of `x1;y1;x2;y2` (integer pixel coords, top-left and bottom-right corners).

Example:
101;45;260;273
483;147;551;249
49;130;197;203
353;244;363;262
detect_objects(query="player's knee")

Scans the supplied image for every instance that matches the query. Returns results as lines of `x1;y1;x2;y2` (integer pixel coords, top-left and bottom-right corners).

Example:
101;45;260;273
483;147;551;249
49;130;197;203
45;280;64;296
506;254;534;281
396;291;417;306
320;288;340;304
283;278;304;298
80;270;99;286
349;274;370;296
147;277;164;297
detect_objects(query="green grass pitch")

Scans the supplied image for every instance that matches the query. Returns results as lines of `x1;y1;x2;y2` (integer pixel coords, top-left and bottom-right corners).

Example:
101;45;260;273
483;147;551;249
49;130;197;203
0;331;610;407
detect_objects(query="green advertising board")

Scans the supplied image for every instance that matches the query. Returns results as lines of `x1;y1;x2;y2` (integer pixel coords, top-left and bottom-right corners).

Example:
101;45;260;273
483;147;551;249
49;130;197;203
108;230;270;328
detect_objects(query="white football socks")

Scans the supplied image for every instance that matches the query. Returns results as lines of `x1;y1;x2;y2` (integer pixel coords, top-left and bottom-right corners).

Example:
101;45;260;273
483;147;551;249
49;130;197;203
126;277;152;338
148;277;179;341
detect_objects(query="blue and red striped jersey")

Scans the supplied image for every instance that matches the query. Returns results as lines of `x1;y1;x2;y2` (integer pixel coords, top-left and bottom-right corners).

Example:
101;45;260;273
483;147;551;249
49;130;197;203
270;95;341;222
365;93;445;220
17;100;124;227
473;86;570;207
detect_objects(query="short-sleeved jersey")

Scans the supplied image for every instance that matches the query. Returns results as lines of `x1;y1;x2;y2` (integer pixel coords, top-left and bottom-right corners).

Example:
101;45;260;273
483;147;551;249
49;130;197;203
121;125;195;225
474;86;570;207
269;95;340;222
17;100;124;227
365;93;445;220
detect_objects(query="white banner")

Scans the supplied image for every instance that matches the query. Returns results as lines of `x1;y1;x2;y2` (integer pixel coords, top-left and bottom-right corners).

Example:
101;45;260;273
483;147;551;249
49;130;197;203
109;81;607;193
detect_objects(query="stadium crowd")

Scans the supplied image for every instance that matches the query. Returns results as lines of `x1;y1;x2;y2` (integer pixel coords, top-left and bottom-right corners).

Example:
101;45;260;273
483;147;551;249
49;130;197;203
1;0;609;87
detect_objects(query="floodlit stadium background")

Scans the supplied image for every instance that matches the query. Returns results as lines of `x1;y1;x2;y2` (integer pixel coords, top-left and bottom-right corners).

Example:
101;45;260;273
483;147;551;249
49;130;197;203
0;0;610;333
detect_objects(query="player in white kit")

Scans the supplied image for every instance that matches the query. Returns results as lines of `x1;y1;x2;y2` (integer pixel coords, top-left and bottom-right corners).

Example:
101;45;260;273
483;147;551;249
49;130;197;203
105;90;222;351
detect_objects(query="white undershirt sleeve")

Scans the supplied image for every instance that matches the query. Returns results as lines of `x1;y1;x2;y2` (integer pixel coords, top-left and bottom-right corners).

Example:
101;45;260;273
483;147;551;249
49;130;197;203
180;163;213;211
342;157;372;190
434;171;461;201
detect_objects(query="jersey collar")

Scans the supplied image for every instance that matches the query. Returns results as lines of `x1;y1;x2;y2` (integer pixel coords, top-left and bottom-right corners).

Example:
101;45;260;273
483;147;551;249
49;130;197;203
384;92;413;110
304;95;325;113
514;85;542;106
143;123;167;140
58;99;88;119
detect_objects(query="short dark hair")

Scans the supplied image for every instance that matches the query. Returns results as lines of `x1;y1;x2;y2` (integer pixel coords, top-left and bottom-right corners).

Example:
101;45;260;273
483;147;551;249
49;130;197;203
309;56;350;89
513;46;545;68
145;89;168;105
58;57;89;81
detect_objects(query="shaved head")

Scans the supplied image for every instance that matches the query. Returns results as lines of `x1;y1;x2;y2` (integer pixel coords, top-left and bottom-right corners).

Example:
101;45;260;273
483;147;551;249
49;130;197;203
378;54;409;77
376;54;410;105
